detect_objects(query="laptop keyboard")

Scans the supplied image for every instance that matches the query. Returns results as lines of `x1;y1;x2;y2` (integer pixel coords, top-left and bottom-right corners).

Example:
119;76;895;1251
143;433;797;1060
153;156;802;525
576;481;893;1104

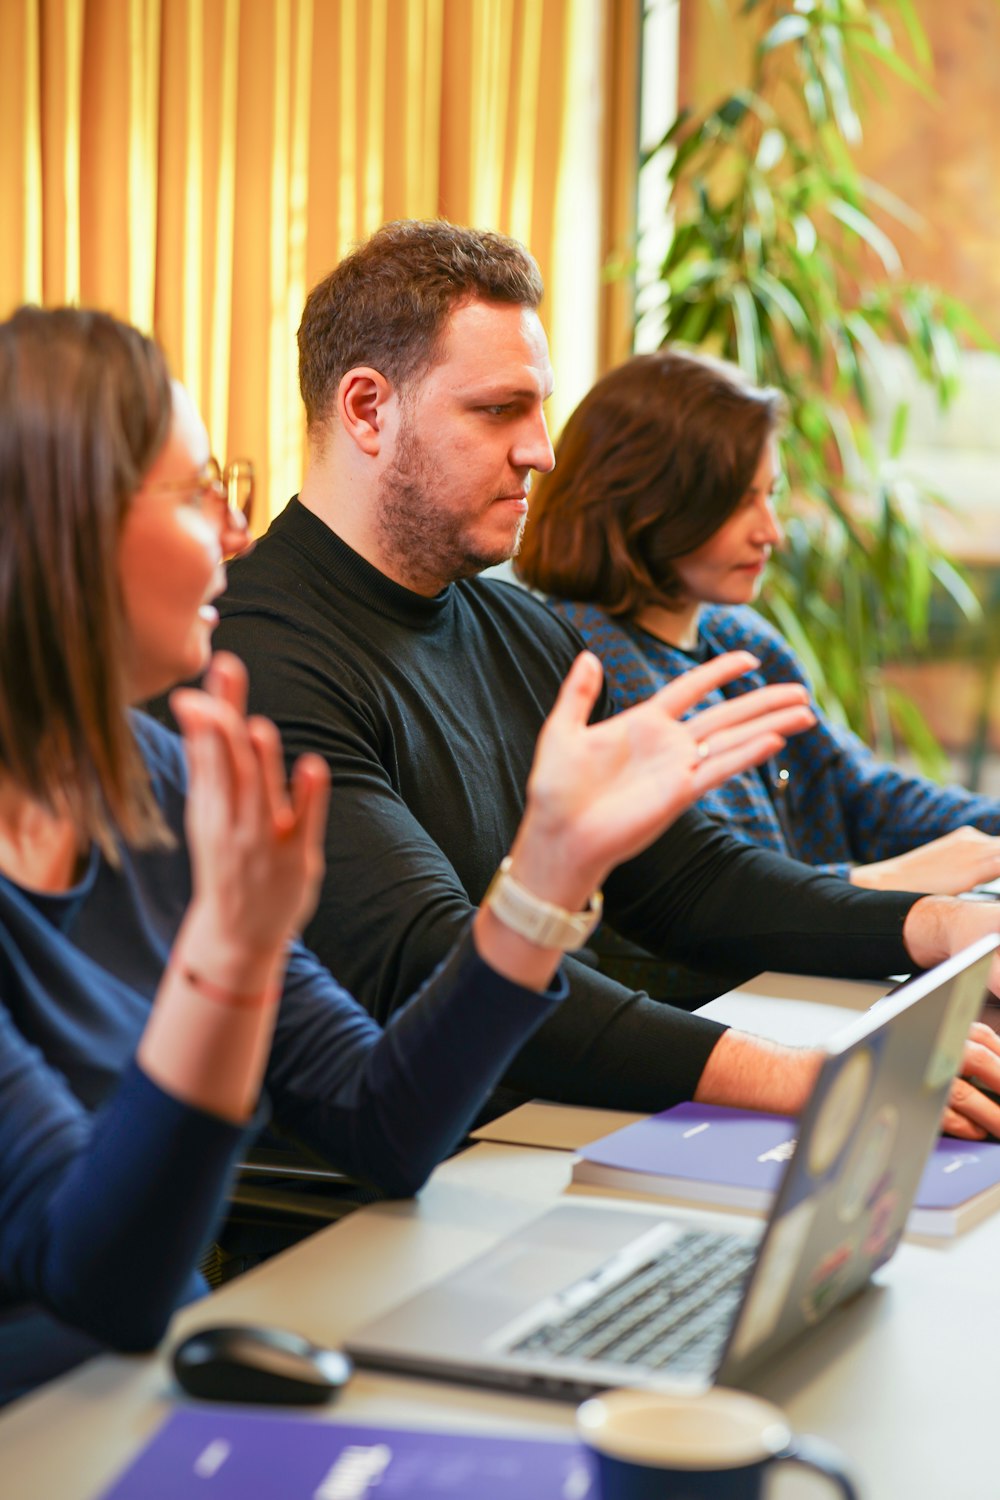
509;1228;755;1374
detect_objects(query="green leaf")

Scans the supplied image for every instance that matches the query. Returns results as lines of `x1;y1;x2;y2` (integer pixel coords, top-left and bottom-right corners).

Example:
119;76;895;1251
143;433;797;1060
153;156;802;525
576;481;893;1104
817;23;862;144
752;270;810;337
929;555;982;622
793;214;818;255
729;282;762;380
850;29;938;102
760;14;811;51
755;127;786;172
828;198;902;273
882;686;949;778
893;0;934;69
888;401;910;460
628;0;992;765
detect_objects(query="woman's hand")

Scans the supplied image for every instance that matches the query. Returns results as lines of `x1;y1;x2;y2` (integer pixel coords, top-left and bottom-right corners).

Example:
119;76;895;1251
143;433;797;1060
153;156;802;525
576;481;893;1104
506;650;814;911
851;826;1000;896
170;653;330;984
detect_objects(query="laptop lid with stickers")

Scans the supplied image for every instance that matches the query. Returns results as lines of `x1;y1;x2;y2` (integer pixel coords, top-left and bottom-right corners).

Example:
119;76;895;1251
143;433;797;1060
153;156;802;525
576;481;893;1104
347;937;997;1400
717;934;997;1384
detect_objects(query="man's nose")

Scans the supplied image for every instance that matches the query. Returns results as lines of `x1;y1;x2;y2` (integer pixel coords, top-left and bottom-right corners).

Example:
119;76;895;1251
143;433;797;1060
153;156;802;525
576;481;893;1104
515;409;556;475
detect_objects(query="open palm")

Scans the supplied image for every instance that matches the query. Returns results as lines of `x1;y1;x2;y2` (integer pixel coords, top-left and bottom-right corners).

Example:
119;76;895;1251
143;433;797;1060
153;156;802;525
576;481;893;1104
524;650;814;893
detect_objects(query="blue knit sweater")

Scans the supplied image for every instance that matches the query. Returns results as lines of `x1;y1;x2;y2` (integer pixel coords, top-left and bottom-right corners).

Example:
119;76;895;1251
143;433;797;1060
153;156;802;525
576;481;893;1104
547;600;1000;872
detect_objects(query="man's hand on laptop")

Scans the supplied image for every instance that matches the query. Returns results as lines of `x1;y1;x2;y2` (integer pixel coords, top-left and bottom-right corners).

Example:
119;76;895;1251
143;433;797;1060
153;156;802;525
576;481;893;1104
940;1024;1000;1139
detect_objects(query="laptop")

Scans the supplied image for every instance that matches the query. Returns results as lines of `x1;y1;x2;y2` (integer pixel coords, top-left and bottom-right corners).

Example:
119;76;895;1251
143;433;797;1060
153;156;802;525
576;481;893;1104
347;936;998;1400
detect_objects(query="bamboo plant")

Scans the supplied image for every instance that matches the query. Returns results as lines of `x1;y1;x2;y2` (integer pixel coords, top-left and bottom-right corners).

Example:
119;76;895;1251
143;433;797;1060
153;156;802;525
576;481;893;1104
642;0;993;769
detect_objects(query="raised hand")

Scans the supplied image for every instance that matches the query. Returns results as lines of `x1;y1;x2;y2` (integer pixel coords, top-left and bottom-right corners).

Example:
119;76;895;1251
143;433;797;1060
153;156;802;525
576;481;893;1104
170;652;330;975
507;650;813;910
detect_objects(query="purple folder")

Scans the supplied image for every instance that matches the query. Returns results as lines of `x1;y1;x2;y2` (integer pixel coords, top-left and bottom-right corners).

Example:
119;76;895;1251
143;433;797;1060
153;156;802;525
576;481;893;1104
575;1101;1000;1232
99;1407;593;1500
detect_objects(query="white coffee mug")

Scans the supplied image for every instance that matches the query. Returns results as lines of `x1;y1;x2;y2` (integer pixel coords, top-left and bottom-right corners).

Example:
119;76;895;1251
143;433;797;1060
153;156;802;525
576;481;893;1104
577;1386;859;1500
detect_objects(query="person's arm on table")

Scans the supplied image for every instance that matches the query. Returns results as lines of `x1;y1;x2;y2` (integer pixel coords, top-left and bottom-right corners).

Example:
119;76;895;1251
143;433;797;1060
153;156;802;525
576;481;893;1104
685;892;1000;1138
849;825;1000;896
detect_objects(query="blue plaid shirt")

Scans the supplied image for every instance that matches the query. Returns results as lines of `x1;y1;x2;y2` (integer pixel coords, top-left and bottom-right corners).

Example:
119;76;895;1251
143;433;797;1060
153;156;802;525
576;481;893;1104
547;599;1000;876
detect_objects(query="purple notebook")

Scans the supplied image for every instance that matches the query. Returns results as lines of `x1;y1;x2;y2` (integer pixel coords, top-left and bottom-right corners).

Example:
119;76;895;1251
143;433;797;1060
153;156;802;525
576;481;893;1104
573;1102;1000;1236
99;1408;592;1500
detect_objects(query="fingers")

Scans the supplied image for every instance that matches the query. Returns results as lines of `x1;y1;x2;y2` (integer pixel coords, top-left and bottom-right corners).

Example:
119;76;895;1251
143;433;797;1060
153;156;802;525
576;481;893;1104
688;682;813;742
171;691;215;819
967;1020;1000;1064
248;716;292;831
692;733;787;793
941;1026;1000;1139
204;651;249;715
650;652;763;718
172;690;241;827
942;1075;1000;1140
693;704;814;766
543;653;605;737
291;753;332;850
940;1104;987;1140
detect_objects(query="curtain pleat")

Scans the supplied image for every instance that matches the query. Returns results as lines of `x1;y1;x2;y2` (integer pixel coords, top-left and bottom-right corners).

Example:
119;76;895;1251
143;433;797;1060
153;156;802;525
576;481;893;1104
207;0;238;459
0;0;640;524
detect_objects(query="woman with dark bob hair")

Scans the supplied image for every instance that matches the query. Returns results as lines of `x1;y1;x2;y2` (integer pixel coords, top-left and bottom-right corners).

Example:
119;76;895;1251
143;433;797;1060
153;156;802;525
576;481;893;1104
518;347;1000;896
0;309;802;1403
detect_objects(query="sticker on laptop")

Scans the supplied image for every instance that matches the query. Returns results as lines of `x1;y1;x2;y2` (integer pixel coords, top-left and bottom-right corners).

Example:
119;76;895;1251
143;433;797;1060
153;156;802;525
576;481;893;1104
807;1048;873;1178
837;1104;899;1223
802;1239;857;1324
727;1197;818;1362
864;1184;899;1263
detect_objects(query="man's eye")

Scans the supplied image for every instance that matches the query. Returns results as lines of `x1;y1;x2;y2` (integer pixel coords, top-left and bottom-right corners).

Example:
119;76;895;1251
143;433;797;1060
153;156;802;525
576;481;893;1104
481;404;514;417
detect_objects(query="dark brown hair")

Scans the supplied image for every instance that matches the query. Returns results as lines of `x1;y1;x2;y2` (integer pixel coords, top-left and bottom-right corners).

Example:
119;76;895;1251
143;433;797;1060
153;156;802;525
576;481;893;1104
298;219;544;431
517;349;783;616
0;305;173;857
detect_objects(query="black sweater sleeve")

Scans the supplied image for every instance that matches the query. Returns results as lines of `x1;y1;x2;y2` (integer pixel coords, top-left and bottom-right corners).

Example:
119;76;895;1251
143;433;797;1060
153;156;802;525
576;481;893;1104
217;603;916;1116
605;806;917;978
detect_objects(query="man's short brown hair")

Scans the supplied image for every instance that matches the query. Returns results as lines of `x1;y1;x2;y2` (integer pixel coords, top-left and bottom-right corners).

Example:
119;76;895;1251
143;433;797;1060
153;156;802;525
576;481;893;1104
517;349;783;617
298;219;544;432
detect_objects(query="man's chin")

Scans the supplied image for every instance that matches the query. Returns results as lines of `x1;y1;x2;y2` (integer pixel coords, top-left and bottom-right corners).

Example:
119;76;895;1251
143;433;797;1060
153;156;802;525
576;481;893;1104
458;525;525;580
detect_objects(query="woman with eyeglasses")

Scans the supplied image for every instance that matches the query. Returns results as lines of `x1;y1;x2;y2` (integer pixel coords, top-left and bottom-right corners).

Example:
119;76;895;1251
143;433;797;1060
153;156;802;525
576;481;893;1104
517;348;1000;903
0;308;810;1403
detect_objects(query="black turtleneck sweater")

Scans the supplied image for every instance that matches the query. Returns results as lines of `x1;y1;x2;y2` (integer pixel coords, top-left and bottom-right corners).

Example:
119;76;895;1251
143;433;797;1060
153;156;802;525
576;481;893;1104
215;498;917;1112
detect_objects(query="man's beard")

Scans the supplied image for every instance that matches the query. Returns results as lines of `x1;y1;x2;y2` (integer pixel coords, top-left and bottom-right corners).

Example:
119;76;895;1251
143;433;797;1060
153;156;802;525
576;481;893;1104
376;419;525;594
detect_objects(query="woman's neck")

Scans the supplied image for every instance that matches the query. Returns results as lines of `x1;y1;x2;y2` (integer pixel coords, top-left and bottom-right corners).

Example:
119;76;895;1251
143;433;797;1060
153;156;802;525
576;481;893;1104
0;778;85;893
634;601;702;652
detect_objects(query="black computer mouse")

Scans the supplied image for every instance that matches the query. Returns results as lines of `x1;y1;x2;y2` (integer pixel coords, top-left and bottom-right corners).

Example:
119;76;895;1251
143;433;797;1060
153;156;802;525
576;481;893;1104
171;1323;353;1405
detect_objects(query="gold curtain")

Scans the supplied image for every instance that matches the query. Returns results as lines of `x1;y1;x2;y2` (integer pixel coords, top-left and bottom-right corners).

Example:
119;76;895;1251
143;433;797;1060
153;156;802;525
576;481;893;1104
0;0;640;524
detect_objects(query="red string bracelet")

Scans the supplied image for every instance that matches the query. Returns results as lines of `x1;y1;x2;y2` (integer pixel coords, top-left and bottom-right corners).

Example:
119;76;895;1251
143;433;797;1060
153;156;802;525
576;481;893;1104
178;965;272;1010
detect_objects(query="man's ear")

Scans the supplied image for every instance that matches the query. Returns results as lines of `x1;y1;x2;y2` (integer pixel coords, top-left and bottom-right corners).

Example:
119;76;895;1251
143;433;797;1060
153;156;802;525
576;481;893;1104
338;367;394;456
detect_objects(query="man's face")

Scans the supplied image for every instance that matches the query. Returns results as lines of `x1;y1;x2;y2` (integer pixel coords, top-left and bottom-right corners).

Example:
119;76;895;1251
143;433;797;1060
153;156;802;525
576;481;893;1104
375;299;556;594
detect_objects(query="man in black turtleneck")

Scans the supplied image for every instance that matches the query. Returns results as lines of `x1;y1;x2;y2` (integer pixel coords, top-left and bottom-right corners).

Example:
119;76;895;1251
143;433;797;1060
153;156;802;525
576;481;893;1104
216;218;1000;1132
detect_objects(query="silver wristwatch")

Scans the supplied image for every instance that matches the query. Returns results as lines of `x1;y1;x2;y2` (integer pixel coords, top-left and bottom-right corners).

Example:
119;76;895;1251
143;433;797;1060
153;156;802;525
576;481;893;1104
482;856;603;951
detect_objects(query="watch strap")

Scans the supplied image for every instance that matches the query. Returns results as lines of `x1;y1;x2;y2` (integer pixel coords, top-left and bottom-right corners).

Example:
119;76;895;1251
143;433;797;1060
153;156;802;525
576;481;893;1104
482;856;603;951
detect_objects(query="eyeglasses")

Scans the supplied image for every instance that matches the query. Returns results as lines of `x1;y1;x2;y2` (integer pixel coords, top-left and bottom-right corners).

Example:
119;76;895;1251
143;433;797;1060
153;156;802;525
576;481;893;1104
148;457;255;529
